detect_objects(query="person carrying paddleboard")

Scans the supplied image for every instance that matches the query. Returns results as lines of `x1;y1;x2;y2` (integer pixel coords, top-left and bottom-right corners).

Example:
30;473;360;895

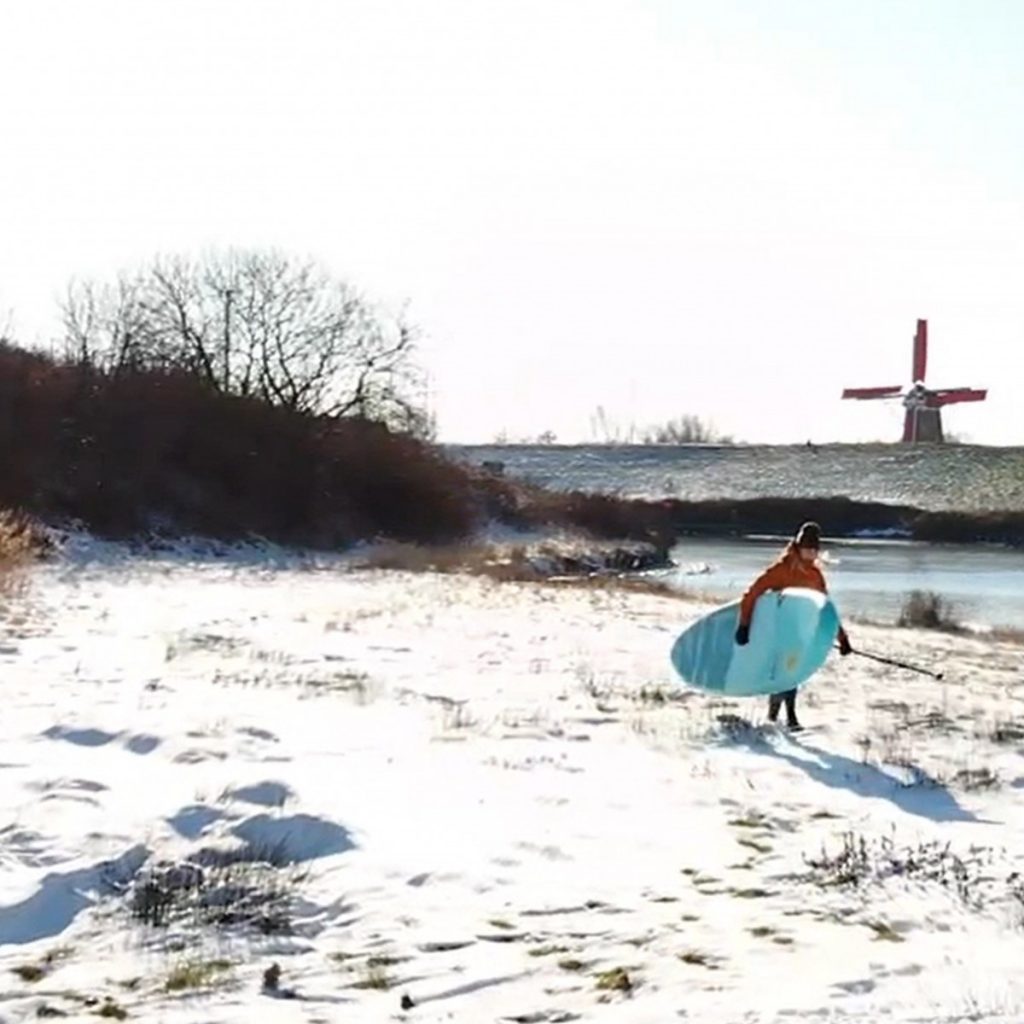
734;521;852;729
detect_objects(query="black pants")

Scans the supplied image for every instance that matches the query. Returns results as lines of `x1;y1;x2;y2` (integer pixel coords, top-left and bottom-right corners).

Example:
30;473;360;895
767;689;798;724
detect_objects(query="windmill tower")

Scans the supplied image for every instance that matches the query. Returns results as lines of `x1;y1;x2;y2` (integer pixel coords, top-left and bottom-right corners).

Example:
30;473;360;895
841;319;987;442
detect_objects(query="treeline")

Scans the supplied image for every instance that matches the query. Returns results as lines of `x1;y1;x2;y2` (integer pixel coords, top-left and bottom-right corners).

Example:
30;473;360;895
1;342;1020;550
525;493;1024;547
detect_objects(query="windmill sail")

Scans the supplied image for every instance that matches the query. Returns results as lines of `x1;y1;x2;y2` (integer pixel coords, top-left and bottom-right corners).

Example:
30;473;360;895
912;319;928;383
931;388;988;406
841;386;902;400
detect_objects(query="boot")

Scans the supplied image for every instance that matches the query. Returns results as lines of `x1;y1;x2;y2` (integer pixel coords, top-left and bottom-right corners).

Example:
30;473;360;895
783;689;801;731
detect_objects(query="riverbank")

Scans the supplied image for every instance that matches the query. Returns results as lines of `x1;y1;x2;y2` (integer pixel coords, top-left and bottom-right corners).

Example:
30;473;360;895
507;487;1024;548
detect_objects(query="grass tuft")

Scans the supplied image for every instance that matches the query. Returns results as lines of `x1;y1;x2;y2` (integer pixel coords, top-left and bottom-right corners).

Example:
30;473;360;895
11;964;45;983
865;920;905;943
95;998;129;1020
351;964;391;991
736;836;774;854
557;958;587;972
528;944;570;958
164;959;233;993
594;967;633;991
677;950;718;969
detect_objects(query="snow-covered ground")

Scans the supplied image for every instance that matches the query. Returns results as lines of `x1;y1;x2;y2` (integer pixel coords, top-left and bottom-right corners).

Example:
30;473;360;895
2;542;1024;1023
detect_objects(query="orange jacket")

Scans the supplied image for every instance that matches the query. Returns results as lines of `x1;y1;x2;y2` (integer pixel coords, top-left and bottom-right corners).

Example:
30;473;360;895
739;543;848;642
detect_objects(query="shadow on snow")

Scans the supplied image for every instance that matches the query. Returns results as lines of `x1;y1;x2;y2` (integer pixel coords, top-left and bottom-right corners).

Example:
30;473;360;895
736;734;979;824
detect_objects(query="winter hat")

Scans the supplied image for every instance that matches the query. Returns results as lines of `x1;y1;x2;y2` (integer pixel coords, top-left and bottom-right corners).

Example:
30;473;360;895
794;521;821;549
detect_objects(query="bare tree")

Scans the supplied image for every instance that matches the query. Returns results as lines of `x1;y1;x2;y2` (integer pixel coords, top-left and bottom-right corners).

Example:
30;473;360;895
59;250;432;435
61;276;154;373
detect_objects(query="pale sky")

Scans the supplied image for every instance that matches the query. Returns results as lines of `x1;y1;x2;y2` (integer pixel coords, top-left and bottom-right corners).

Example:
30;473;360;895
1;0;1022;444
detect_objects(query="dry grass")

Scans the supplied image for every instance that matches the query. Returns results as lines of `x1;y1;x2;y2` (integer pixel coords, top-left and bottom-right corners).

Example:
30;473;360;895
0;509;46;590
164;958;233;992
358;541;516;577
358;539;691;601
987;626;1024;645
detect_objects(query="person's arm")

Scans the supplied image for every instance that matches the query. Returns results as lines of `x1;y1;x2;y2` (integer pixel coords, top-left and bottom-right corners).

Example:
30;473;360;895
738;561;786;627
836;624;852;655
815;566;853;655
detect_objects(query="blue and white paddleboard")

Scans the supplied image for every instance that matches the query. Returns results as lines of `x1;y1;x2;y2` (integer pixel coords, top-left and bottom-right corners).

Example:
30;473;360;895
669;587;840;697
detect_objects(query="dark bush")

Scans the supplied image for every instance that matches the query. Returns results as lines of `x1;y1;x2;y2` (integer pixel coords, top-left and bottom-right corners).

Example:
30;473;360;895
0;343;477;546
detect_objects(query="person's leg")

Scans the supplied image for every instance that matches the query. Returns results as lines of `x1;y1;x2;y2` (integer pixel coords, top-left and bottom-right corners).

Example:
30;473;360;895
783;689;801;729
767;693;782;722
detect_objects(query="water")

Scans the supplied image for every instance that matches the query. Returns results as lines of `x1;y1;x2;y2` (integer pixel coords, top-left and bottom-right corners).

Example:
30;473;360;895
669;536;1024;631
449;443;1024;511
448;444;1024;630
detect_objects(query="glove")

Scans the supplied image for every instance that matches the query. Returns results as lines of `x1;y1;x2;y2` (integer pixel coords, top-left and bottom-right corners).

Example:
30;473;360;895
838;632;852;656
735;623;750;646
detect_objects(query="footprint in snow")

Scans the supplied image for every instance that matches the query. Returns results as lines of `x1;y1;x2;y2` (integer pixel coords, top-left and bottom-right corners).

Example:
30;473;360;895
41;725;120;747
29;777;108;794
173;748;228;764
166;803;225;840
501;1013;581;1023
231;812;355;863
125;734;161;755
237;726;280;743
224;781;294;808
832;978;876;995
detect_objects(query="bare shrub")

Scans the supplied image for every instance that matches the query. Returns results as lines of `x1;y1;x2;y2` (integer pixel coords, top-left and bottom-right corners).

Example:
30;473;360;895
131;852;301;935
897;590;962;632
588;405;733;444
804;832;988;906
639;415;733;445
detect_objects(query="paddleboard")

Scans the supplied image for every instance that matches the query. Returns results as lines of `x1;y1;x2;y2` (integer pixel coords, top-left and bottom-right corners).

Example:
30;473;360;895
670;587;840;697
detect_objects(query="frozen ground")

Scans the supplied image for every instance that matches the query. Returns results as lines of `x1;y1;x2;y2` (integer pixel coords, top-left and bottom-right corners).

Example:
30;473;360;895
2;540;1024;1022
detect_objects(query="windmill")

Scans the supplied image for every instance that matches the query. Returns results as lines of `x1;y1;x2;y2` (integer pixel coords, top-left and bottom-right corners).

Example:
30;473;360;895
842;319;988;443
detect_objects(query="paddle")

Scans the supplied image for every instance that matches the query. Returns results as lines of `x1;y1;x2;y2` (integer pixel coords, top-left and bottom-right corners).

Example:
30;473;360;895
843;645;944;680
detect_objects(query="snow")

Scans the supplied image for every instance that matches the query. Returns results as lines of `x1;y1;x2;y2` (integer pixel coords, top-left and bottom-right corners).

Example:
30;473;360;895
2;543;1024;1022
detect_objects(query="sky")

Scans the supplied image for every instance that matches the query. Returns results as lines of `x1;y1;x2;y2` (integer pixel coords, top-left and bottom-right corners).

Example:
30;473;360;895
1;0;1022;445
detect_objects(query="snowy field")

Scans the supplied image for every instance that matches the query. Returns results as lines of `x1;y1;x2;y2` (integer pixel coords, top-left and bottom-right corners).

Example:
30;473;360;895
2;541;1024;1023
